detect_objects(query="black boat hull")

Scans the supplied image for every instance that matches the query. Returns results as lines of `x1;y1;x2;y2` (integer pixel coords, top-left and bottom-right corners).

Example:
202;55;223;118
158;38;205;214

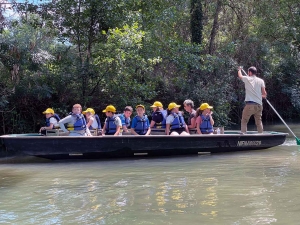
1;131;288;160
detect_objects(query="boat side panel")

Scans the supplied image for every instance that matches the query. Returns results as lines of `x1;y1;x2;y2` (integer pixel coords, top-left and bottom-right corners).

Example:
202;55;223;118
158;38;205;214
1;134;287;159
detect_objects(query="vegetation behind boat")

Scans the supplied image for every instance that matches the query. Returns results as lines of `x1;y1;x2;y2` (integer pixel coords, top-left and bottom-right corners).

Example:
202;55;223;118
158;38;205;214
1;1;300;135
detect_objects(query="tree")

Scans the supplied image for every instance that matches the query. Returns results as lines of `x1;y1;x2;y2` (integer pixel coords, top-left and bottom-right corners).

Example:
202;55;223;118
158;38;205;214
191;0;203;44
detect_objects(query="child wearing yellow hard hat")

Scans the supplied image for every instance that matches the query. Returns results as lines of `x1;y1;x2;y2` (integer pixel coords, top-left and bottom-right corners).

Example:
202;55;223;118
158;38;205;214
166;102;190;136
102;105;122;136
195;103;214;134
39;108;60;135
83;108;102;133
150;101;167;129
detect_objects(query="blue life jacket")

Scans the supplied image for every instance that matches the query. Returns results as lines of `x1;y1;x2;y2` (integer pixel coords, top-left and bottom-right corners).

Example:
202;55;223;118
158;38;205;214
199;115;214;133
105;115;118;135
133;115;149;135
170;112;185;130
89;114;101;130
95;114;102;129
45;114;60;128
119;114;131;128
152;110;166;128
67;114;86;131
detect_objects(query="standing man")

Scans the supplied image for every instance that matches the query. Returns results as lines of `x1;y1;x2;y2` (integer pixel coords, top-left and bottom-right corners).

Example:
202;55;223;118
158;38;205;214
238;66;267;133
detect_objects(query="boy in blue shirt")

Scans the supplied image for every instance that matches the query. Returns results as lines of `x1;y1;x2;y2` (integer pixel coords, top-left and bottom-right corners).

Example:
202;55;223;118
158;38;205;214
131;105;151;135
118;106;133;133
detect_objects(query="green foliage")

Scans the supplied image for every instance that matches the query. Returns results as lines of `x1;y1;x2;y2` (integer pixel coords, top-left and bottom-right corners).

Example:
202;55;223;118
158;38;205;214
191;0;203;44
0;0;300;134
94;23;160;109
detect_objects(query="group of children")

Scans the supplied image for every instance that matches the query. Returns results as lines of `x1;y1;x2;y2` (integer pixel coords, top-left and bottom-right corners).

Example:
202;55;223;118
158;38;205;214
40;100;216;136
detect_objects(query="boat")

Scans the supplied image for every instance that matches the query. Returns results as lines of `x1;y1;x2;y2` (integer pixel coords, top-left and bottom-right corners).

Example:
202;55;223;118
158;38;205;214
0;130;288;160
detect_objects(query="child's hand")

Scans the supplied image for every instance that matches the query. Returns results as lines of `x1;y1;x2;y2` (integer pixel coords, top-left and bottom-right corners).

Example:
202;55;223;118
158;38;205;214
207;111;213;116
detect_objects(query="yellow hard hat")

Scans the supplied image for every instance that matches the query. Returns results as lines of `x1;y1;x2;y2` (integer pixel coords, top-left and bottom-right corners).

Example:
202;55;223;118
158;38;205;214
43;108;54;114
150;101;163;108
102;105;116;113
199;103;213;110
168;102;181;110
83;108;95;115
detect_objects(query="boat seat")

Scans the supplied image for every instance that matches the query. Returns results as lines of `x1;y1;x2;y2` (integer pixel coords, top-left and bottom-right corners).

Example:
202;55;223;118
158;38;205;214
46;129;102;136
46;129;66;136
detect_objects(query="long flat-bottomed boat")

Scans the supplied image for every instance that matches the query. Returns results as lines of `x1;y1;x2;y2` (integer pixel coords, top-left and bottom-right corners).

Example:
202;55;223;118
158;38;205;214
0;130;288;160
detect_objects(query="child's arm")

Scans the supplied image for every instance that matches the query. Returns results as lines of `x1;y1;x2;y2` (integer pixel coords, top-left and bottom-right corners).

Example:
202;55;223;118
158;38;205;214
39;124;54;132
114;126;121;136
150;120;156;128
184;124;189;133
102;123;106;136
208;112;214;126
145;119;151;135
130;128;139;136
188;116;196;129
58;116;72;133
165;124;170;135
130;118;139;135
86;117;93;129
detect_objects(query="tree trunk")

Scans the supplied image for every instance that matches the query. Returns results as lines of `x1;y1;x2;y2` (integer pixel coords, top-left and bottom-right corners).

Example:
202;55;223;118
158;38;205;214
190;0;203;45
209;0;222;54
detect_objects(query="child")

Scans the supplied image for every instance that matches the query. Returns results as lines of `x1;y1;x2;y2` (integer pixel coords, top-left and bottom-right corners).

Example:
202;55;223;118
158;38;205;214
102;105;122;136
83;108;102;134
196;103;214;134
118;106;133;133
58;104;91;136
166;102;189;136
150;101;167;129
131;105;151;135
39;108;60;135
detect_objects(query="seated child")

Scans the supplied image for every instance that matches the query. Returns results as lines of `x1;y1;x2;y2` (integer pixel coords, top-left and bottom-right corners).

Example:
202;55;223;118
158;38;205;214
131;105;151;135
166;102;190;136
102;105;122;136
196;103;214;134
58;104;91;136
39;108;60;135
118;106;133;133
83;108;102;135
150;101;167;128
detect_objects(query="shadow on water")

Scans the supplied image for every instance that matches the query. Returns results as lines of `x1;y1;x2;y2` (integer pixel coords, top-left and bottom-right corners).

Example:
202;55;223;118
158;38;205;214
0;149;52;164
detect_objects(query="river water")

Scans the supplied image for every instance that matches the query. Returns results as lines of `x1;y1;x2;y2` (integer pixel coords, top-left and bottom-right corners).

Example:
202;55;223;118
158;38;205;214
1;124;300;225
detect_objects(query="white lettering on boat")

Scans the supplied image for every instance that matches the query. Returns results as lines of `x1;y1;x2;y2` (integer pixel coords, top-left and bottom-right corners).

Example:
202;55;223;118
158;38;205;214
237;141;261;146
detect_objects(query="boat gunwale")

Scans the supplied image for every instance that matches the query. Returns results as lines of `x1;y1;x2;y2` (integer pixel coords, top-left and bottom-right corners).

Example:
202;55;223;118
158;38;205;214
0;131;289;139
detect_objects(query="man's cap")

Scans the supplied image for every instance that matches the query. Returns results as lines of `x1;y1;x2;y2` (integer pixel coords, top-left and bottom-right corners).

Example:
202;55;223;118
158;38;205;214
103;105;116;113
43;108;54;114
136;105;145;109
83;108;95;115
199;103;213;110
150;101;163;108
168;102;181;110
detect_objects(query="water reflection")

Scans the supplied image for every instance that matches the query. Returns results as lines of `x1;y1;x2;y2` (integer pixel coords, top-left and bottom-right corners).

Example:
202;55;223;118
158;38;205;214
0;123;300;224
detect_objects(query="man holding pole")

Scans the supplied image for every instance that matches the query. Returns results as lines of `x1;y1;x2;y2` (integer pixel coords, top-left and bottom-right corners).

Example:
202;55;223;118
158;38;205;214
238;66;267;133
